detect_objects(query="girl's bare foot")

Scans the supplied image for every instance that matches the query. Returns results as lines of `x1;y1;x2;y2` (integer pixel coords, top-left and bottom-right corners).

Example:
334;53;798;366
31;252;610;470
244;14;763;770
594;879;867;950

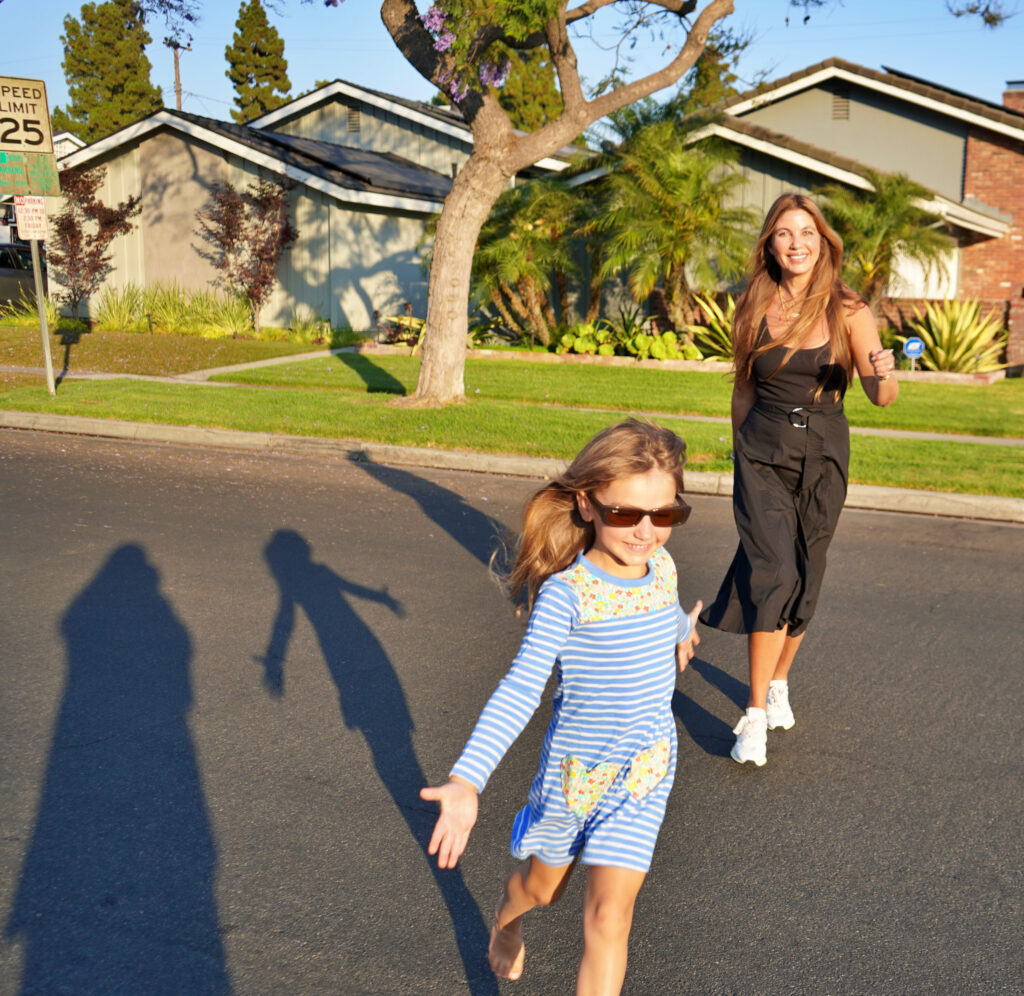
488;916;525;981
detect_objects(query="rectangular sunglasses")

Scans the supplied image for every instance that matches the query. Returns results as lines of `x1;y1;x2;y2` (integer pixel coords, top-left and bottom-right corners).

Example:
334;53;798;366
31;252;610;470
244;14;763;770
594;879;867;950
588;493;692;528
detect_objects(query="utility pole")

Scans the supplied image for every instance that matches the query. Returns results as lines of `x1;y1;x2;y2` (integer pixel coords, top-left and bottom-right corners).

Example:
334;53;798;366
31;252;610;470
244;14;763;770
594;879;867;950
164;38;191;111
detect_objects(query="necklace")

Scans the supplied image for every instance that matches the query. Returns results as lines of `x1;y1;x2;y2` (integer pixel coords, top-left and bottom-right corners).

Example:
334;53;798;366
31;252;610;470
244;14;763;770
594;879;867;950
777;285;804;322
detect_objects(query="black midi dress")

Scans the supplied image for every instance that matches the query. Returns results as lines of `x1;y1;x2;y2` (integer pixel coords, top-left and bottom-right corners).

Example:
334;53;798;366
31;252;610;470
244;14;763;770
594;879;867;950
700;324;850;636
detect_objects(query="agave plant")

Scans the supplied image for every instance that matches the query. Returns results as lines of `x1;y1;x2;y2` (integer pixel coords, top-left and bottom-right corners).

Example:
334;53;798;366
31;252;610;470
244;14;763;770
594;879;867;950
686;292;734;361
899;299;1007;373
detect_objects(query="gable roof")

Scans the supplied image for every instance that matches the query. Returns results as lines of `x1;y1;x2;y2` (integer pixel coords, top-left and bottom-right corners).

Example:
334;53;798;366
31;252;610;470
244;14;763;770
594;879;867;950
693;116;1009;239
721;57;1024;145
59;108;450;213
249;78;574;171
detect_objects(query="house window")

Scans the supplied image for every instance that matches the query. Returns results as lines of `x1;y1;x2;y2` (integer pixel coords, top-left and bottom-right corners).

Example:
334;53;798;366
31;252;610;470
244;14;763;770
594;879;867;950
347;107;361;135
831;91;850;120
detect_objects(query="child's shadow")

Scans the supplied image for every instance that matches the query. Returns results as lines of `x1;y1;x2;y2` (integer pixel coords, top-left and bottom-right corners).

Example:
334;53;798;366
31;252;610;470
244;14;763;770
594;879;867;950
257;529;498;994
673;657;747;757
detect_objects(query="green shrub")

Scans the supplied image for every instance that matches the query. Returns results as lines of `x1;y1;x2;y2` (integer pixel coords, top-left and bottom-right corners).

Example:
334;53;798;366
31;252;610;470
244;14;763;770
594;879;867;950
899;298;1007;373
0;287;67;330
288;304;331;344
556;320;617;357
626;329;701;361
93;284;146;332
144;280;194;335
686;293;734;362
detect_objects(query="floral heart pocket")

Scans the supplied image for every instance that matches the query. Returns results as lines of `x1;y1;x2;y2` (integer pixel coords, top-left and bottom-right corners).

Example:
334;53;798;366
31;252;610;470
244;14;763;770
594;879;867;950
625;738;670;800
560;755;621;819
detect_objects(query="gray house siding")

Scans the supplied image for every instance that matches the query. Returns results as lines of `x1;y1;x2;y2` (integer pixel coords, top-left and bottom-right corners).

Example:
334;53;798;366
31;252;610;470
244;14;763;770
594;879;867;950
739;81;967;202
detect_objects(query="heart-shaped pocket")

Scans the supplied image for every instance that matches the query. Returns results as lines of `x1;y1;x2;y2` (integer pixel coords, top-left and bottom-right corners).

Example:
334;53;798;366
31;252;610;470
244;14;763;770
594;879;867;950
560;755;621;819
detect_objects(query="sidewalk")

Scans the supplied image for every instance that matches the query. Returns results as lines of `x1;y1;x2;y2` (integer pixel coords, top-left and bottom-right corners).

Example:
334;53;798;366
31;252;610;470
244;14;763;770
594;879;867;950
3;352;1023;524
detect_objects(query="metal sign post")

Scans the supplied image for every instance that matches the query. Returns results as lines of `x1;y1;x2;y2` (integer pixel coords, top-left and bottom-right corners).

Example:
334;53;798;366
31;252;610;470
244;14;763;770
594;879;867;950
3;78;60;396
14;195;54;396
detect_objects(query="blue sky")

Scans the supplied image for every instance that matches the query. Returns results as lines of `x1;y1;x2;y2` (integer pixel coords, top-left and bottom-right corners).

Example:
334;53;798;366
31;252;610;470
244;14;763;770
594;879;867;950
3;0;1021;122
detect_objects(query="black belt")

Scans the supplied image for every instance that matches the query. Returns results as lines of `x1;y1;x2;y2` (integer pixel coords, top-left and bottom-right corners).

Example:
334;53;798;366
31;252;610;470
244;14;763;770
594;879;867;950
751;401;845;491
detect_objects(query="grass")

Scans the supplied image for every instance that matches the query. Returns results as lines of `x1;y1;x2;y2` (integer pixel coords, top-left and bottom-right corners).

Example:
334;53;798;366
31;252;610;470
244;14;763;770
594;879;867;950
0;326;340;378
214;352;1024;439
2;326;1022;498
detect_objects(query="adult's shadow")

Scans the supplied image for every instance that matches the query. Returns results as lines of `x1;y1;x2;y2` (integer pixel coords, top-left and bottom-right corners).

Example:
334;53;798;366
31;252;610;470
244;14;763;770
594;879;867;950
351;459;509;570
258;529;499;994
5;544;229;994
334;353;407;395
673;656;748;757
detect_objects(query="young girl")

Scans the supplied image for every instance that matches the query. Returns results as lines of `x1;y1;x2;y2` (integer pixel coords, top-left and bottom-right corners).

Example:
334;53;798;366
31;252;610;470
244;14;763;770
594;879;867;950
421;419;702;995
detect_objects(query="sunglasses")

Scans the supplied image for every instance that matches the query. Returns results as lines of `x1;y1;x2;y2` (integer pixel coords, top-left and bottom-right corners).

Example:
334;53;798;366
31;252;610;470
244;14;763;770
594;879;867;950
586;492;692;528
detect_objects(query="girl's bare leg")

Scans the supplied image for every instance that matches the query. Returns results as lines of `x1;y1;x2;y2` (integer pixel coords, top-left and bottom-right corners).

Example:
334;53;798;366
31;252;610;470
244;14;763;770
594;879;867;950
772;631;804;683
576;865;647;996
490;855;575;980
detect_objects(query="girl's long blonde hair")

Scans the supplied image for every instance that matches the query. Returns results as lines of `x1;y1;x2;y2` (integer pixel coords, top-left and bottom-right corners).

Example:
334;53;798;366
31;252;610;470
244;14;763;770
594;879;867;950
503;419;686;610
733;192;864;401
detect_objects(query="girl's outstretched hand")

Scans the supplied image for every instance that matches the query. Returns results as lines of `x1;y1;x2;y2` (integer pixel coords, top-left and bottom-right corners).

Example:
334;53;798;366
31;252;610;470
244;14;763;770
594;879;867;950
420;776;479;869
676;600;703;673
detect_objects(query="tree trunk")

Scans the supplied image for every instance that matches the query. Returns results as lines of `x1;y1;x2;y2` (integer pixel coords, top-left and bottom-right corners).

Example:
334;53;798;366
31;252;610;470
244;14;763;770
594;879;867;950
405;153;510;406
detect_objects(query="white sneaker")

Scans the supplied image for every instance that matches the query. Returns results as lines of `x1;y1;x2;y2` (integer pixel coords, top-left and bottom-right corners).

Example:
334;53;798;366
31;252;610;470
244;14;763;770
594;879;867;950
731;708;767;766
766;680;795;730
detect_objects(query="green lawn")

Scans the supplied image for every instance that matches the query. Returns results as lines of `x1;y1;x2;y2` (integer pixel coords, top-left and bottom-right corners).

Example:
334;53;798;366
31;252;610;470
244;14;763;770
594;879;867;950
214;352;1024;439
2;327;1022;498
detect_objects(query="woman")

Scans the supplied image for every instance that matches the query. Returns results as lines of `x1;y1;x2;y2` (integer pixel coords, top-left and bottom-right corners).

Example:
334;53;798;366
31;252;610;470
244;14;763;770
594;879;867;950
700;192;898;767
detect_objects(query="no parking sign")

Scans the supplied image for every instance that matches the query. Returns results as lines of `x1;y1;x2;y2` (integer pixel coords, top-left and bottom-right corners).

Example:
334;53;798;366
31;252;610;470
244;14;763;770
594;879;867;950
903;336;925;371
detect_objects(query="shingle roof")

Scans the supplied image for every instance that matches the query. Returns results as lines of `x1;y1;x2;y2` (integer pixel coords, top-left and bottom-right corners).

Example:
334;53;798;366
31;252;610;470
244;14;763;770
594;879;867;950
166;110;451;202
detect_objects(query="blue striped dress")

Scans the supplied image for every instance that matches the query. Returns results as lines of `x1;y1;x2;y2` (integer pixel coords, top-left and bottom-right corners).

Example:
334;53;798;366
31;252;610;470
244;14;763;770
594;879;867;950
451;547;690;873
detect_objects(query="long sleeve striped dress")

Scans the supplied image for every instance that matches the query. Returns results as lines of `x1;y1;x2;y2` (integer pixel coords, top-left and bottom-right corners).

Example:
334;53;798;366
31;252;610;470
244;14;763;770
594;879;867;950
451;547;690;873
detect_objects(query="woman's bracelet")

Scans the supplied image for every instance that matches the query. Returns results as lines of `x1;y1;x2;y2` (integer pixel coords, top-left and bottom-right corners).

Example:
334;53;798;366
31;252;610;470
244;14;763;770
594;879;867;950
878;373;892;382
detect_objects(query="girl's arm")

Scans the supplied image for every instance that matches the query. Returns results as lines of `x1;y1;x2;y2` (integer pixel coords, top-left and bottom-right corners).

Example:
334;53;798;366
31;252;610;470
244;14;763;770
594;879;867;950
847;304;899;407
675;600;703;673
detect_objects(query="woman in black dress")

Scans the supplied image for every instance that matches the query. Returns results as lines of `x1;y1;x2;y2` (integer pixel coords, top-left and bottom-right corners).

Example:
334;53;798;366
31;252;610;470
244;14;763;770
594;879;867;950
700;193;898;767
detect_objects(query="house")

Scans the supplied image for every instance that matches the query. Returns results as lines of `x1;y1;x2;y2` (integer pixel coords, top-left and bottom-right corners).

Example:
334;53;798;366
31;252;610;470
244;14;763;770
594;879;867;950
55;80;569;331
698;59;1024;363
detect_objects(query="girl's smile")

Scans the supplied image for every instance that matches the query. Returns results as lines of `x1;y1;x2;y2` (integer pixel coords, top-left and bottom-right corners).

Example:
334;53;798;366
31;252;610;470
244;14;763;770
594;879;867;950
769;208;822;283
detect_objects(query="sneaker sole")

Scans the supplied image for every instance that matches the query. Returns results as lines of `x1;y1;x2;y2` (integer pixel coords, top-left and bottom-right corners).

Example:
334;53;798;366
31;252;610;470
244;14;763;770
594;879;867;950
767;718;795;731
730;745;766;766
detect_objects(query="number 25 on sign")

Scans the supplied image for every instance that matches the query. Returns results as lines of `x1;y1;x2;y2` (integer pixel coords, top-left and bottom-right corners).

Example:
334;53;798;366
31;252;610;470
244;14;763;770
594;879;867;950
0;77;53;154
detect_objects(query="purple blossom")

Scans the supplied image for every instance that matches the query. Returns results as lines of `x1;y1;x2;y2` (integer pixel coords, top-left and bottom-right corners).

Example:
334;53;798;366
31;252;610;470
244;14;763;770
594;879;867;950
478;60;510;88
421;5;447;32
449;80;469;102
433;29;456;52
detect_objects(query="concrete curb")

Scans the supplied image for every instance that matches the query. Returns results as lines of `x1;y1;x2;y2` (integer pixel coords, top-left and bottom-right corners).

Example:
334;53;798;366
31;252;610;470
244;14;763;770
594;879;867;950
3;410;1022;523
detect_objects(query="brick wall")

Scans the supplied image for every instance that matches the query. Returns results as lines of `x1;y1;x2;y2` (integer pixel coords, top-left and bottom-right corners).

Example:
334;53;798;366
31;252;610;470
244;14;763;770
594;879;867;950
961;125;1024;368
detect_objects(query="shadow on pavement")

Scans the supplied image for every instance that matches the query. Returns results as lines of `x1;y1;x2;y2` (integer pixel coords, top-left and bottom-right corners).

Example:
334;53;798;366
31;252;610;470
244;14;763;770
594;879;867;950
5;544;229;994
258;529;499;994
673;656;747;757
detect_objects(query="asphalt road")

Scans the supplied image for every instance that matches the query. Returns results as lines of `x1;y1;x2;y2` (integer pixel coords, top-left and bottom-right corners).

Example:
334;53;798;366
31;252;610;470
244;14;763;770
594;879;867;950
1;429;1022;996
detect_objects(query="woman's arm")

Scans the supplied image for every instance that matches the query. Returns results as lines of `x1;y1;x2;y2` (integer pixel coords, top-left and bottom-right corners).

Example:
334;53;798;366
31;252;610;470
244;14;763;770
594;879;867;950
731;374;756;443
847;304;899;407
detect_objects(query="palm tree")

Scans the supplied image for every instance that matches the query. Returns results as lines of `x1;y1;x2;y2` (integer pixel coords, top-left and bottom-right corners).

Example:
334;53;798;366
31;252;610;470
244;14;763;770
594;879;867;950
590;120;756;336
470;176;582;346
815;170;956;310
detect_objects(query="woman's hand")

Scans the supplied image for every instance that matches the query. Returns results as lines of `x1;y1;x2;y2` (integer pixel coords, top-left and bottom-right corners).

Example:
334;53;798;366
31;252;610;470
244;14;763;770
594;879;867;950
869;347;895;382
676;600;703;673
420;776;479;869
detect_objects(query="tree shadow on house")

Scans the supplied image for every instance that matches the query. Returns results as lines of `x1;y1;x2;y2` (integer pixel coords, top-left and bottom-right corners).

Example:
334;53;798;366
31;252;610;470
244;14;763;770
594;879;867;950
333;353;408;395
257;529;499;995
672;656;748;758
4;544;229;994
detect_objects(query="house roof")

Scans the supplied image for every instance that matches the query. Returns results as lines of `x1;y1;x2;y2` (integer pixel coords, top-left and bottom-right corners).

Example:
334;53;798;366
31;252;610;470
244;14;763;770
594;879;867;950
249;78;576;169
721;57;1024;145
693;116;1010;239
59;108;451;213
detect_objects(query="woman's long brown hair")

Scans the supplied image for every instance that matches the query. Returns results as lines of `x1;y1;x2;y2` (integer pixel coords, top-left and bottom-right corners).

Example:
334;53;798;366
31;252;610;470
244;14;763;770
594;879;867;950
500;419;687;611
733;192;864;401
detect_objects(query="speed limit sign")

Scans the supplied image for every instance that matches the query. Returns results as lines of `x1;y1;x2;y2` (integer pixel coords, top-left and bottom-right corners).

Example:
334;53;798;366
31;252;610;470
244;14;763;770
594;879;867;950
0;77;53;154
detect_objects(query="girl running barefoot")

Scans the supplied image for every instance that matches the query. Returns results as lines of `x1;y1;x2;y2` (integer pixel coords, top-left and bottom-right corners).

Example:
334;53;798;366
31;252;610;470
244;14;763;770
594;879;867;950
421;419;702;995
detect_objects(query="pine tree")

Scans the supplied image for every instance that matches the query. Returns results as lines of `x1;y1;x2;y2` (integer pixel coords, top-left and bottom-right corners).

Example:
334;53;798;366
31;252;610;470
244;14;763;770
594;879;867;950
226;0;292;124
51;0;162;145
